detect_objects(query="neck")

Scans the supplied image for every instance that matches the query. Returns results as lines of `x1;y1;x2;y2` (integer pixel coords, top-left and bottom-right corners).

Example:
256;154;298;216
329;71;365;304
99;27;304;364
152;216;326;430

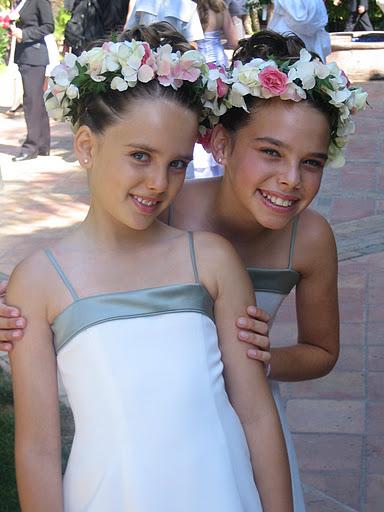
80;206;166;252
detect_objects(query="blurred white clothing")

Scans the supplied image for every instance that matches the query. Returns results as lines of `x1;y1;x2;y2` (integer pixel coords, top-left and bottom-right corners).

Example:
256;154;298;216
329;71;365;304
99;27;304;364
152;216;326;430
268;0;331;62
125;0;204;42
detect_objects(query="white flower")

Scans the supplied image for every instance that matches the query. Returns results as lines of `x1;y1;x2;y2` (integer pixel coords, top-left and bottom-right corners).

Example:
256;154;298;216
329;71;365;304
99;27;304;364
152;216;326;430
66;84;79;99
327;142;346;168
137;64;154;83
327;87;352;107
288;62;316;90
110;76;128;91
348;88;368;110
337;118;355;137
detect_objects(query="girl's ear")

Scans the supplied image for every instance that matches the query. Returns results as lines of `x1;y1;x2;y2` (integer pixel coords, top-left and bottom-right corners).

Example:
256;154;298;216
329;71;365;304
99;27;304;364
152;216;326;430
74;125;96;168
210;124;232;166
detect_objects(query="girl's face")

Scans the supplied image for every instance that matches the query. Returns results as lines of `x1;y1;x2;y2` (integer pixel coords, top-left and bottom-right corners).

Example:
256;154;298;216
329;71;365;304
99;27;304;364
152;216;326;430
77;98;198;232
215;98;331;231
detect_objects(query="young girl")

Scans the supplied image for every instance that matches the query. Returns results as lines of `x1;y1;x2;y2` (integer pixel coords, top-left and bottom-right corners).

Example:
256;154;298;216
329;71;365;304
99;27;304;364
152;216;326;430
6;24;292;512
164;30;367;509
196;0;238;66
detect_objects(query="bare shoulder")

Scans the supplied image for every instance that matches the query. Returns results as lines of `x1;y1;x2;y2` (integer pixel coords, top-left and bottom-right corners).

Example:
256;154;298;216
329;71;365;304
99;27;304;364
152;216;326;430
192;231;251;299
6;249;52;311
295;209;337;275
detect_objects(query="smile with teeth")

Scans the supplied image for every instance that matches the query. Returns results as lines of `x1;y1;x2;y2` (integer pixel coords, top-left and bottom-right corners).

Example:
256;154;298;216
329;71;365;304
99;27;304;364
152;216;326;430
260;190;295;208
133;195;160;207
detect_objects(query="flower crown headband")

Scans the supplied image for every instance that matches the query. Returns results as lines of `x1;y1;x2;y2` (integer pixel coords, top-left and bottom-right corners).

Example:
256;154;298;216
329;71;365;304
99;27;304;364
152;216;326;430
44;40;227;135
206;48;368;168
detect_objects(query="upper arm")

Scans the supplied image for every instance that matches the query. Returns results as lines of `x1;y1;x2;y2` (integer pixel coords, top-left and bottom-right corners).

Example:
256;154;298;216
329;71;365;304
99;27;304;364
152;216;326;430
195;233;276;423
7;255;60;451
295;212;339;363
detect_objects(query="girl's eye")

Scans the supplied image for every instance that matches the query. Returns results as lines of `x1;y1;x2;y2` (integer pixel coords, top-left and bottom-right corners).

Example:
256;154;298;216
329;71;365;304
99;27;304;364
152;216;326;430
303;159;325;170
170;160;189;171
131;152;149;162
261;148;280;158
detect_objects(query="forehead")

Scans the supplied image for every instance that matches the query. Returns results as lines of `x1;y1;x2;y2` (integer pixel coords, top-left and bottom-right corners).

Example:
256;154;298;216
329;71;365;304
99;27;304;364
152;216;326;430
241;98;331;148
103;98;199;151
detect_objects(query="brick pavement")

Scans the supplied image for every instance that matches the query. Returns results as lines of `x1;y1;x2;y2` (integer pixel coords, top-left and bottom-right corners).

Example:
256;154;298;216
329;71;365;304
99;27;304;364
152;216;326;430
0;79;383;511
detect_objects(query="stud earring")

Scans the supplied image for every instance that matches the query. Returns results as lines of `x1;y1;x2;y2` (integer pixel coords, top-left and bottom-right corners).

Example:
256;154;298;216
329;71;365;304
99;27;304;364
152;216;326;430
83;158;88;165
218;157;223;164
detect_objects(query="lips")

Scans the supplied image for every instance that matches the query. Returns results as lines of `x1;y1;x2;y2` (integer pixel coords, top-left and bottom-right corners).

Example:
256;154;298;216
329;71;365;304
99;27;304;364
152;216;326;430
131;194;161;213
259;189;298;209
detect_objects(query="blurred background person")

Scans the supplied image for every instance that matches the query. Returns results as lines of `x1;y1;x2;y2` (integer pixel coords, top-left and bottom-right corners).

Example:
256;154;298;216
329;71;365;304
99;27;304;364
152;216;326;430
196;0;238;65
191;0;238;178
126;0;204;44
11;0;54;161
333;0;373;31
268;0;331;62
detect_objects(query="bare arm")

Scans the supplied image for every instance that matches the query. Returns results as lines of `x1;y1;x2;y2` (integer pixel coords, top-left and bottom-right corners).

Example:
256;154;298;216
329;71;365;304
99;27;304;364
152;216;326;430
269;213;339;381
222;8;238;49
7;255;63;511
196;233;293;512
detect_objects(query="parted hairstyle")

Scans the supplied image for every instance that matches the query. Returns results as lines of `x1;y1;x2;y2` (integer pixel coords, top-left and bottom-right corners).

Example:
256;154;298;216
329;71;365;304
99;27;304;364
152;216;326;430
220;30;339;137
76;22;202;134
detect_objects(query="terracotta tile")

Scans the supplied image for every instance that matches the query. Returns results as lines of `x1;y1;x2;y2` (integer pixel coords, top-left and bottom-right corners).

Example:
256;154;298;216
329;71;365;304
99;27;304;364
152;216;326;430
293;433;362;471
369;304;384;323
281;372;364;400
367;322;384;345
330;198;375;223
303;471;361;510
365;475;384;511
286;399;364;434
368;347;384;371
334;346;364;371
367;403;384;436
368;373;384;400
367;436;384;474
340;322;365;346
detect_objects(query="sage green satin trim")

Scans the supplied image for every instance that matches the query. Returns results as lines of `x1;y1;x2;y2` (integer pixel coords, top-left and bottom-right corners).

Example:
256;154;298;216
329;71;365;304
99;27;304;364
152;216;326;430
52;284;214;354
247;268;300;295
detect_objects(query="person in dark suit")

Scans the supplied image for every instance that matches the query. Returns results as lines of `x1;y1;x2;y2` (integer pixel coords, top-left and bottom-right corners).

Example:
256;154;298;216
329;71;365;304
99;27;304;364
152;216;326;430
334;0;374;31
11;0;54;161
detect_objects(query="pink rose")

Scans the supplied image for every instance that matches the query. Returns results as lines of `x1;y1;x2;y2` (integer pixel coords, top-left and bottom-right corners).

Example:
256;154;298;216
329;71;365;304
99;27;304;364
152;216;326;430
216;77;229;98
258;67;288;95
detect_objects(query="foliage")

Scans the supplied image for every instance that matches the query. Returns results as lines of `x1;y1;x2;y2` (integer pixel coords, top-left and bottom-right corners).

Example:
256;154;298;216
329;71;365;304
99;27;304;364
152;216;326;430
245;0;271;9
0;26;9;66
326;0;384;31
0;368;19;512
54;7;71;45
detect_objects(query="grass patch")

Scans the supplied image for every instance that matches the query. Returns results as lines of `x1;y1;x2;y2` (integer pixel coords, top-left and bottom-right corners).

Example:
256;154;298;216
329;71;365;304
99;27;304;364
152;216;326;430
0;367;74;510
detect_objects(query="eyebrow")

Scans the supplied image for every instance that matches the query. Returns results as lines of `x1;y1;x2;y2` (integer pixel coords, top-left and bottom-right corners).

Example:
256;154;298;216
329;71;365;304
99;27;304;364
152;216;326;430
124;143;193;161
254;137;328;160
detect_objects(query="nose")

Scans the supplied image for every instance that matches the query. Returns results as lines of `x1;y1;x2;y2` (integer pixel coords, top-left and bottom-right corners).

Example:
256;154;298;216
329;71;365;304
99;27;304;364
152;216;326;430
146;166;169;194
278;161;301;189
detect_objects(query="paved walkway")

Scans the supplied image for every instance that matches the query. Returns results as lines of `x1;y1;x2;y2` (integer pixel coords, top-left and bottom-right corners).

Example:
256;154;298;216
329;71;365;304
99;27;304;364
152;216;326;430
0;80;383;511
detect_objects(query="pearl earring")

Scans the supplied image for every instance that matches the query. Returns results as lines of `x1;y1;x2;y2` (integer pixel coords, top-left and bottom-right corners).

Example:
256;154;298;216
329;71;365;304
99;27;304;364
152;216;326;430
83;158;88;164
218;157;223;164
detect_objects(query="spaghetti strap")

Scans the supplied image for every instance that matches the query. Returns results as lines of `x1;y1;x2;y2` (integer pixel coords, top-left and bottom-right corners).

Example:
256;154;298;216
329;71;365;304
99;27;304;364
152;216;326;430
167;204;174;226
288;216;300;269
44;249;79;300
187;232;199;284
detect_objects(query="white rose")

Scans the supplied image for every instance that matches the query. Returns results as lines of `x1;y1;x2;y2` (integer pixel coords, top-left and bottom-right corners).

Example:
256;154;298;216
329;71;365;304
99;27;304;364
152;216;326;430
66;84;79;99
110;76;128;91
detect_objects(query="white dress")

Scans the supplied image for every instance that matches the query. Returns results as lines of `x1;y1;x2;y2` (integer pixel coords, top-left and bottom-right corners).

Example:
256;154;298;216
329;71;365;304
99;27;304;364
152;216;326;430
45;234;262;512
125;0;204;42
247;217;306;512
268;0;331;62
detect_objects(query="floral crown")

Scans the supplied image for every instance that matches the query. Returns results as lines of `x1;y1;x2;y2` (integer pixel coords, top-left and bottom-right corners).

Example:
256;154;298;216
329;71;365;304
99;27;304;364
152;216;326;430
44;40;228;134
208;48;368;168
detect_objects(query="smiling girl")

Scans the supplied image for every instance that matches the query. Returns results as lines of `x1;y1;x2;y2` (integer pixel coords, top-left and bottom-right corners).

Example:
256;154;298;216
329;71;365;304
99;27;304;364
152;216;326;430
165;30;368;510
6;24;292;512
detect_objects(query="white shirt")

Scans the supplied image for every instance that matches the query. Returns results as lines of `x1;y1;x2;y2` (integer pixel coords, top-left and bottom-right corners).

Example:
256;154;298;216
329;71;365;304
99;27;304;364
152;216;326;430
268;0;331;62
126;0;204;42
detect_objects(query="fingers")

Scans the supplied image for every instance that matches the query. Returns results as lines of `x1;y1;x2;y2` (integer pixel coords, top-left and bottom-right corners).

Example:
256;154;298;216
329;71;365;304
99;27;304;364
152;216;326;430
247;347;271;365
237;315;269;337
246;305;270;324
